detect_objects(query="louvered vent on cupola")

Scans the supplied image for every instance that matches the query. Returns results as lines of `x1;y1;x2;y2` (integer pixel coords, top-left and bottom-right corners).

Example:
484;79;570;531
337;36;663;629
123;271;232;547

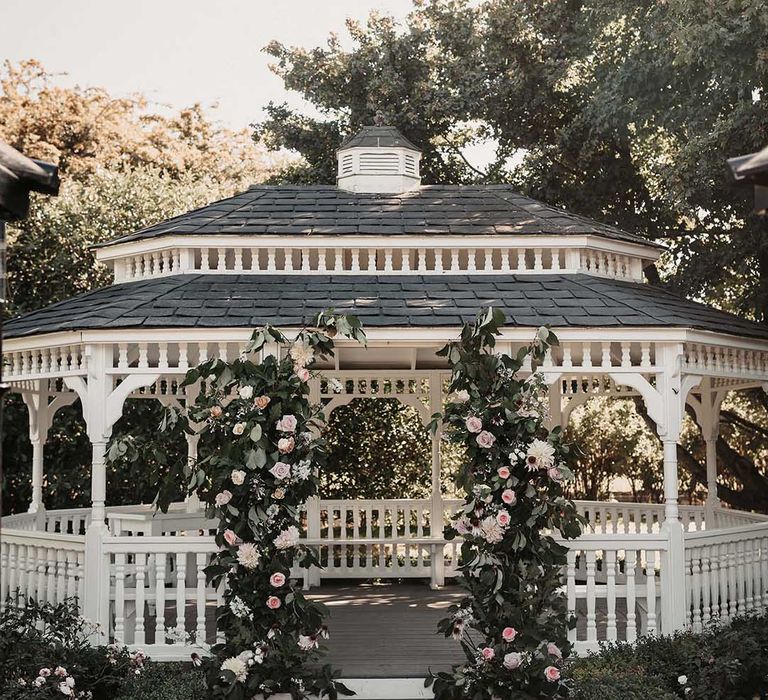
336;125;421;194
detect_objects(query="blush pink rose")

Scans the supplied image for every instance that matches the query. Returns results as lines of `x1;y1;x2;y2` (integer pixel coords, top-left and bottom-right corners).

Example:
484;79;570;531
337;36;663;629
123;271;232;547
480;647;495;661
497;511;511;527
278;437;295;454
476;431;496;449
547;642;562;659
465;416;483;433
269;462;291;480
544;666;561;682
214;490;232;507
276;414;297;433
548;467;563;482
501;489;517;505
270;572;286;588
502;627;517;642
266;596;281;610
503;652;522;670
497;466;510;479
296;367;310;382
223;529;240;546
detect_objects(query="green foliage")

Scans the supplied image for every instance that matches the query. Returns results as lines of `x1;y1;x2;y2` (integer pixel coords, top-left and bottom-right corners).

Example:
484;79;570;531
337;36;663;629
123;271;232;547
427;310;583;699
150;313;364;699
568;615;768;699
113;662;206;700
258;0;768;319
0;597;145;700
566;399;663;502
322;398;431;499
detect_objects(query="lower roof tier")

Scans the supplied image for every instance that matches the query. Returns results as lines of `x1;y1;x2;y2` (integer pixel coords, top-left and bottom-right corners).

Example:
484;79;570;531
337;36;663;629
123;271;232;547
6;274;768;341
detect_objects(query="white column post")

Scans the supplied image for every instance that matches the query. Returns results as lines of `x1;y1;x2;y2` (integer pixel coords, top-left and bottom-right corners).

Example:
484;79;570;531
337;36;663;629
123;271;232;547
656;343;692;634
21;383;52;528
544;374;564;431
698;381;723;526
429;371;444;589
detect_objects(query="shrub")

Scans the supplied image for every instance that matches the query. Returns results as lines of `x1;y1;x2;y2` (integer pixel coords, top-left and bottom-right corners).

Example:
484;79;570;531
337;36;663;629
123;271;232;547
113;662;205;700
0;597;144;699
569;614;768;699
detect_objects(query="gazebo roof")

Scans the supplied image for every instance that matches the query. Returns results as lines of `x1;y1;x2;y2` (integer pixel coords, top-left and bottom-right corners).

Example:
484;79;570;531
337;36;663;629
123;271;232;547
6;273;768;340
95;185;661;249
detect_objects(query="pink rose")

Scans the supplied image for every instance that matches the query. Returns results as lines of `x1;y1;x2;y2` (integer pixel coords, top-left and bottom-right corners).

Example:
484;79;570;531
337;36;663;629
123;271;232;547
544;666;561;682
296;367;310;382
497;511;511;527
497;466;510;479
465;416;483;433
266;595;281;610
269;462;291;480
547;642;562;659
278;437;295;454
503;652;522;670
502;627;517;642
501;489;517;505
276;414;297;433
214;490;232;507
270;572;286;588
223;529;240;546
476;431;496;449
480;647;495;661
547;467;563;482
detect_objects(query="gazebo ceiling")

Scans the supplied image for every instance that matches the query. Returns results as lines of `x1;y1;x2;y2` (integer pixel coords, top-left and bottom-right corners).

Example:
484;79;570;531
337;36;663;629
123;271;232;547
6;273;768;340
93;185;661;249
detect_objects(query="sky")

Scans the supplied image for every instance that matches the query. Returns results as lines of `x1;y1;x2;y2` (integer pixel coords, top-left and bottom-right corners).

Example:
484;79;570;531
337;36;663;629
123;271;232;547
2;0;415;131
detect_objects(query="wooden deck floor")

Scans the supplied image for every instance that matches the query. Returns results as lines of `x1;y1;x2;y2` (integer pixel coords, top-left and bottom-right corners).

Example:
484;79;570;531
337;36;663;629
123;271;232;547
308;581;466;678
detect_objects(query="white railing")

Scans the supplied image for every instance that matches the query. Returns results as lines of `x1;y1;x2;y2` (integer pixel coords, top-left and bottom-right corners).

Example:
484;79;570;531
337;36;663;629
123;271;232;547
565;533;668;650
111;244;647;282
5;500;768;661
713;506;768;529
684;522;768;632
575;500;707;534
0;529;85;610
103;534;219;659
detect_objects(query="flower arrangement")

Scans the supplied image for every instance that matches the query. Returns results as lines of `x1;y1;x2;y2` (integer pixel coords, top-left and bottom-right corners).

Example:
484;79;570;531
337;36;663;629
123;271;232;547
164;312;364;699
427;309;584;699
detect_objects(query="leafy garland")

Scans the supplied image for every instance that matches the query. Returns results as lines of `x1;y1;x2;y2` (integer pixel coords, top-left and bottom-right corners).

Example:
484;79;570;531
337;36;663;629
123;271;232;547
427;309;584;700
161;312;365;699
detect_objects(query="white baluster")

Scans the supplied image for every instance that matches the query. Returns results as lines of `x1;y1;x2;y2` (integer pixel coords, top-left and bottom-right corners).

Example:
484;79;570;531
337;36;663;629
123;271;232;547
115;552;126;642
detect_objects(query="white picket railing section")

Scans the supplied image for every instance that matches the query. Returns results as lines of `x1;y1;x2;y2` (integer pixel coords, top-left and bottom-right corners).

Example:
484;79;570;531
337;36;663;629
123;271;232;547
684;523;768;633
103;535;220;659
4;499;768;661
0;529;86;610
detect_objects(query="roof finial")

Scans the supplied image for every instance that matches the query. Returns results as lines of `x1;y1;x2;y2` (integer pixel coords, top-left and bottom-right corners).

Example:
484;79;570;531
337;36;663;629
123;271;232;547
373;109;387;126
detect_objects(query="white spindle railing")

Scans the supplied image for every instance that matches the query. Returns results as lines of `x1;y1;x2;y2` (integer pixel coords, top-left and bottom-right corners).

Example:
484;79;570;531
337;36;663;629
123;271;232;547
103;535;218;657
684;523;768;632
0;529;85;611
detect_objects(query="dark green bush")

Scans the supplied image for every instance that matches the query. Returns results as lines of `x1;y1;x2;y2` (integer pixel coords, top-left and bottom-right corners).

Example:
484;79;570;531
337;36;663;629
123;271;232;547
114;662;205;700
569;614;768;699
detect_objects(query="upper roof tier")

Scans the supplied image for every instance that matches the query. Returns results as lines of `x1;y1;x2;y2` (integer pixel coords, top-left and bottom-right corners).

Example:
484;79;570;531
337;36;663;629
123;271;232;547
93;125;662;284
98;185;657;248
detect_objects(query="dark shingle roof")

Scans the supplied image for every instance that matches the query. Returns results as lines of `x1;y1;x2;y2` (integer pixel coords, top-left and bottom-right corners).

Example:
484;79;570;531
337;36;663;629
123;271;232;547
6;274;767;340
95;185;661;249
338;125;419;151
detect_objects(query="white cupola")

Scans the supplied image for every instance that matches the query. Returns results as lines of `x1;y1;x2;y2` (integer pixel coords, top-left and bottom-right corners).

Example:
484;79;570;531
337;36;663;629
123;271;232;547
336;124;421;194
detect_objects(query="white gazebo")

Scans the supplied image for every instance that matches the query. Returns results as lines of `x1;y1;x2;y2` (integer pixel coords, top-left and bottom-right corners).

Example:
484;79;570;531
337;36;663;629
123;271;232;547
3;125;768;697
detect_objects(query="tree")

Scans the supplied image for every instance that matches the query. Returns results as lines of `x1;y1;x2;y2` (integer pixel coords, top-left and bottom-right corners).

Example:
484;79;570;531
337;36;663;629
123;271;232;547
321;398;431;499
0;60;278;515
255;0;768;512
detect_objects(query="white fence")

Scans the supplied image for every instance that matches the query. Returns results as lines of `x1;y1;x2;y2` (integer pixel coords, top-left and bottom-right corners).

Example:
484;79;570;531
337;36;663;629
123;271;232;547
0;529;86;610
3;499;768;661
684;524;768;632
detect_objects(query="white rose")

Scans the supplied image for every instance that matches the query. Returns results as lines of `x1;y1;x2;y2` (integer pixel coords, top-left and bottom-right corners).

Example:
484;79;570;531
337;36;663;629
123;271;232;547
233;422;246;436
238;385;254;400
230;470;246;486
678;675;688;685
